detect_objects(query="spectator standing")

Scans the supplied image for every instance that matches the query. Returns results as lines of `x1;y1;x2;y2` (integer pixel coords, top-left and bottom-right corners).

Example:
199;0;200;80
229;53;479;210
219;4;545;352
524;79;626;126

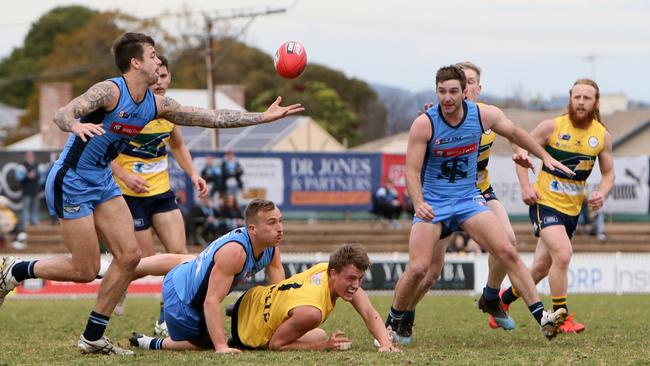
221;149;244;198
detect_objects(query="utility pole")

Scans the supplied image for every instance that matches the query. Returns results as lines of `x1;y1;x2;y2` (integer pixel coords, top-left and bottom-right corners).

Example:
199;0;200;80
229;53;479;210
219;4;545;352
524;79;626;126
202;6;289;149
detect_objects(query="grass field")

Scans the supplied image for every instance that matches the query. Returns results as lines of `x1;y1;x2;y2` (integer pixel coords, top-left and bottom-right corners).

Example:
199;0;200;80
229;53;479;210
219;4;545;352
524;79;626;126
1;294;649;365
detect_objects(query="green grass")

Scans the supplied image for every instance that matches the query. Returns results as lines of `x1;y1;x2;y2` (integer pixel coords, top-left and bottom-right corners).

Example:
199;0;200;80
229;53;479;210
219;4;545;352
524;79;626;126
1;295;649;365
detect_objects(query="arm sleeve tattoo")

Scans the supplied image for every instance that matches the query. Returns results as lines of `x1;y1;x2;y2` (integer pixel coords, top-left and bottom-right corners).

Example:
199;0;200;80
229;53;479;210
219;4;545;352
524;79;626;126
159;96;265;128
53;81;116;132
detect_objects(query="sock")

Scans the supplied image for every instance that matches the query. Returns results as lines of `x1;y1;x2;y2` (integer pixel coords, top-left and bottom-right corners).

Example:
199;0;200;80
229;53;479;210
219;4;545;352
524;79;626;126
158;301;165;324
404;310;415;323
483;285;500;302
501;286;520;305
11;261;38;282
386;307;406;327
552;295;568;312
528;301;544;325
149;338;164;350
135;334;163;350
82;311;110;341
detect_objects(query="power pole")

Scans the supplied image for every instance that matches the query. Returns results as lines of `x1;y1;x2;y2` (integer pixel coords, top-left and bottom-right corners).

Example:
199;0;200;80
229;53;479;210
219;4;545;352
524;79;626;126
202;6;289;149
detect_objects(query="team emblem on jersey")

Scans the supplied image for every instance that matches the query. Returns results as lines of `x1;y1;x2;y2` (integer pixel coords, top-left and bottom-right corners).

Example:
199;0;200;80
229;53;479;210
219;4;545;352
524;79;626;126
119;111;130;119
588;136;599;148
558;133;571;141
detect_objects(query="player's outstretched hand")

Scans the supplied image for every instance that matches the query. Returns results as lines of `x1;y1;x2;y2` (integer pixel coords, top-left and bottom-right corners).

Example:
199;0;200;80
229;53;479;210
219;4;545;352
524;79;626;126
324;330;351;351
71;122;105;142
215;346;241;354
378;344;401;353
262;96;305;123
512;152;535;173
542;157;575;178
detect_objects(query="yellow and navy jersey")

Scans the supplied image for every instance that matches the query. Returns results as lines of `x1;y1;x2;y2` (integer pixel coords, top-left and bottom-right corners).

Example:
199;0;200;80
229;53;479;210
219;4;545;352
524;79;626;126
474;102;496;193
535;114;606;216
236;263;335;349
113;118;174;197
476;128;496;193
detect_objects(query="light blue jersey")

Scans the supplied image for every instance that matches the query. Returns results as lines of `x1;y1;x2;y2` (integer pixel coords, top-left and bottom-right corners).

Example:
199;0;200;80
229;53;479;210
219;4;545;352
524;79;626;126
45;77;158;219
414;100;489;230
170;227;276;313
57;76;158;182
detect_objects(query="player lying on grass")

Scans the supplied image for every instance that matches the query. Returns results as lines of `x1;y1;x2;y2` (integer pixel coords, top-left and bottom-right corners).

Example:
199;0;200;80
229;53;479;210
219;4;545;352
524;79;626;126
109;199;285;353
130;244;399;352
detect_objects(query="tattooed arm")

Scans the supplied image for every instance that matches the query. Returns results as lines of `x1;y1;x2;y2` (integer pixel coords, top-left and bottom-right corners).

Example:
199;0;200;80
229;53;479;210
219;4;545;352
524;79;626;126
156;95;304;128
53;81;118;141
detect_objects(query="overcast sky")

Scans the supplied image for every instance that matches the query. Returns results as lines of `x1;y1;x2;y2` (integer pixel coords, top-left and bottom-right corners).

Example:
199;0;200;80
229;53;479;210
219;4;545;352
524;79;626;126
2;0;649;102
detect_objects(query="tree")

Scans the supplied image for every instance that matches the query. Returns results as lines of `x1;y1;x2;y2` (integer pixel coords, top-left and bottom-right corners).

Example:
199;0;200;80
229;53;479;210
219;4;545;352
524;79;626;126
0;6;97;108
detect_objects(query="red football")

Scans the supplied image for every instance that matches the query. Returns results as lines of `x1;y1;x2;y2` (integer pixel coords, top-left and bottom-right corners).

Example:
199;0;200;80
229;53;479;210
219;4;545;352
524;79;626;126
274;41;307;79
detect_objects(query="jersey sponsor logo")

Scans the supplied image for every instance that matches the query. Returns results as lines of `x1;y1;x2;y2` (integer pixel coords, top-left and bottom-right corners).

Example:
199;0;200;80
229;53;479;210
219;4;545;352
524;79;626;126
63;205;81;213
484;129;493;135
558;133;571;141
309;273;323;286
437;156;469;183
588;136;599;148
434;136;464;145
432;143;477;158
132;159;168;174
109;122;144;137
549;180;583;195
118;110;130;119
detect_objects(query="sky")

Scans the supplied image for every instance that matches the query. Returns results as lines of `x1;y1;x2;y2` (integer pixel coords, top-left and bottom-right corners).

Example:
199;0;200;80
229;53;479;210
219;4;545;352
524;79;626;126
2;0;650;102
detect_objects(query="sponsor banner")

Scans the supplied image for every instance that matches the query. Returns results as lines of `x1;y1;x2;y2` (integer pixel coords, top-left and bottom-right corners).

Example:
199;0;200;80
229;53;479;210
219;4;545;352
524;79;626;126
381;154;407;203
475;252;650;294
185;152;381;211
7;254;473;298
284;153;381;210
232;259;474;291
486;155;650;214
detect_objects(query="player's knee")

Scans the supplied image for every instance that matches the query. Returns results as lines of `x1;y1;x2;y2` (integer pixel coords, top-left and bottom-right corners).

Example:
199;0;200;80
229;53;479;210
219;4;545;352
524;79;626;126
77;264;100;283
115;247;142;271
554;249;573;269
493;244;518;264
407;262;429;282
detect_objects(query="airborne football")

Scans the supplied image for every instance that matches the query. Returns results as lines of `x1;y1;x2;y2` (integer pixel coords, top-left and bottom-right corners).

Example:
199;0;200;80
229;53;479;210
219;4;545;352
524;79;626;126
274;41;307;79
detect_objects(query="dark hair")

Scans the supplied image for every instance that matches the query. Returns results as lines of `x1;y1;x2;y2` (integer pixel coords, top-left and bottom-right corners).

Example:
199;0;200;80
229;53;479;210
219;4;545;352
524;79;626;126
112;32;155;73
158;55;169;70
245;199;276;224
328;244;370;273
436;65;467;91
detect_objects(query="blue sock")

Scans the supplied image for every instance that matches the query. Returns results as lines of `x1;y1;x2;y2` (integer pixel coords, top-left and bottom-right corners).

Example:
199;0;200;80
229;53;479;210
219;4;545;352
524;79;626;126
158;301;165;324
149;338;164;350
11;261;38;282
83;311;110;341
528;301;544;325
483;285;500;302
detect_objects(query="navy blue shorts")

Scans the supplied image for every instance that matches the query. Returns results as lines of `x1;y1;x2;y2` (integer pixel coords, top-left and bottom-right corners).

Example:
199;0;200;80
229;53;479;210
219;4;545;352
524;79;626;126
124;190;178;231
529;204;579;239
481;185;498;202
